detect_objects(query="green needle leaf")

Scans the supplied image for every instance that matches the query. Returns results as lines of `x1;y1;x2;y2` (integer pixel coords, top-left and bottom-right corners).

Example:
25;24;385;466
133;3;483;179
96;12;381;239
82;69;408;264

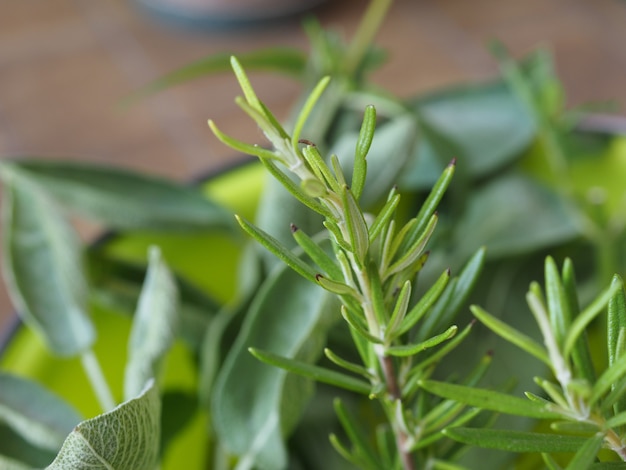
419;380;563;419
333;398;383;469
443;427;591;453
386;325;457;357
410;159;455;246
564;280;622;359
230;56;262;111
249;348;371;395
291;224;343;280
608;275;626;369
397;268;450;336
236;215;318;283
565;433;604;470
352;105;377;200
544;256;570;346
471;305;549;366
291;76;331;147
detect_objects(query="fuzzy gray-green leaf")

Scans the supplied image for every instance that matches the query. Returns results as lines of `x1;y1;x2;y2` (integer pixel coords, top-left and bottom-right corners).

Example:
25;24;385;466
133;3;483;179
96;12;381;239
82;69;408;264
0;373;82;452
47;380;160;470
124;247;179;401
0;160;235;232
2;179;94;356
211;264;339;470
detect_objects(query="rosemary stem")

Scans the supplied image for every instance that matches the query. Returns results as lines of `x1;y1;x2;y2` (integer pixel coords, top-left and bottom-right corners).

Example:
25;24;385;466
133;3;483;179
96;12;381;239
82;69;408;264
379;354;415;470
81;349;116;412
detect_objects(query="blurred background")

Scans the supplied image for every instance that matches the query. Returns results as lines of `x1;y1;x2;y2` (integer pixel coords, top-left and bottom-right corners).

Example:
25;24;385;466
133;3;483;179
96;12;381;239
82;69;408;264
1;0;626;334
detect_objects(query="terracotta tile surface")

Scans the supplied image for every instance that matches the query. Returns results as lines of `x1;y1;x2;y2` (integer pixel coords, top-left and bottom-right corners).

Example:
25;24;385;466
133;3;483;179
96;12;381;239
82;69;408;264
1;0;625;334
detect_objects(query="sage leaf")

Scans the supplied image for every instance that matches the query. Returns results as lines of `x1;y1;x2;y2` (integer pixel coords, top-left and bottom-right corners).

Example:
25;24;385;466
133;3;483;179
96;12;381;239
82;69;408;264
47;380;160;470
0;160;234;232
1;179;94;356
0;373;82;452
124;247;179;401
401;80;535;189
443;428;590;453
450;173;580;260
212;265;339;470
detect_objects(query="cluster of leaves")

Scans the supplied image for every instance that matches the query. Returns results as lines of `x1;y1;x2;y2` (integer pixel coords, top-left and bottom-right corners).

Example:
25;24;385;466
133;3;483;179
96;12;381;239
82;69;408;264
0;0;625;468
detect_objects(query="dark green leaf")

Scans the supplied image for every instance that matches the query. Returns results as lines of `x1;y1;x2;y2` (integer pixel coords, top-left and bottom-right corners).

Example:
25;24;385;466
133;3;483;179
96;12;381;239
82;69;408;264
564;433;604;470
417;247;485;342
443;427;590;453
211;264;340;470
419;380;563;419
46;380;160;470
249;348;370;394
2;179;94;356
608;275;626;370
401;81;535;189
0;373;82;452
0;423;57;468
450;174;580;260
562;259;595;383
0;160;235;232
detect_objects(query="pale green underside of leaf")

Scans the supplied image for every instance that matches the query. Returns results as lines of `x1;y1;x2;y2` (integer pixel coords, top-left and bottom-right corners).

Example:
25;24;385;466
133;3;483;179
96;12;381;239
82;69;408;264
47;380;160;470
124;247;180;401
0;373;82;453
443;427;592;453
1;179;94;356
212;263;338;470
0;160;235;232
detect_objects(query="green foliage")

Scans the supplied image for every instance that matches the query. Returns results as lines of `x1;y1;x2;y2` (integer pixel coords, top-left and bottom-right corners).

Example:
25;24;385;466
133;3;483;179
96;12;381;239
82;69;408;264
1;0;626;469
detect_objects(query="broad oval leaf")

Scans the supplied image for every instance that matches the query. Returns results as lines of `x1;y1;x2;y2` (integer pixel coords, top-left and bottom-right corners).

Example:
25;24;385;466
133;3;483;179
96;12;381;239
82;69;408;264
450;173;580;260
401;80;535;189
0;160;235;232
211;263;338;470
0;373;82;452
2;179;94;356
124;247;179;400
46;380;160;470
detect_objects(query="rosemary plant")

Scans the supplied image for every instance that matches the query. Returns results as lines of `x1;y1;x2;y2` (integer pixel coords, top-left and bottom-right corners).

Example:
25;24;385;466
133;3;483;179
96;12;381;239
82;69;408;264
209;57;486;470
